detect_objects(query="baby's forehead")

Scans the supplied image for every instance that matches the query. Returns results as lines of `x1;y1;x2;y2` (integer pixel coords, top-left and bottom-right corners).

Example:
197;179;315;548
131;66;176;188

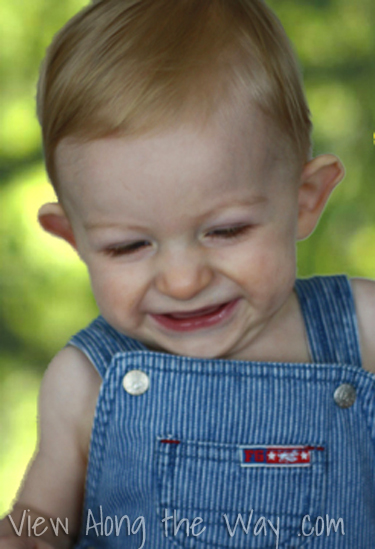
58;106;279;168
55;106;296;213
56;142;303;246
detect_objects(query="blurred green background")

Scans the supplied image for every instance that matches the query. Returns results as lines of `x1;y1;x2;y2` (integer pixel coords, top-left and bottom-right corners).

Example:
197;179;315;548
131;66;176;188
0;0;374;517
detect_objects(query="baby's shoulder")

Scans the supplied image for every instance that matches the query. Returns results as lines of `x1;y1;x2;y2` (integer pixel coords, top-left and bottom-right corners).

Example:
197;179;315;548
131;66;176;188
43;345;102;394
40;345;102;456
350;277;375;374
8;347;102;539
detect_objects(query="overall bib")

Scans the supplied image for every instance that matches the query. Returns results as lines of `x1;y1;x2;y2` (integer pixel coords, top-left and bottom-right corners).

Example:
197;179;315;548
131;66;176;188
71;276;375;548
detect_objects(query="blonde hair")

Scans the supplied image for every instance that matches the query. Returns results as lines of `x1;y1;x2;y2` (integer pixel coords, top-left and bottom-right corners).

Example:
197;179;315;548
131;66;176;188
37;0;312;190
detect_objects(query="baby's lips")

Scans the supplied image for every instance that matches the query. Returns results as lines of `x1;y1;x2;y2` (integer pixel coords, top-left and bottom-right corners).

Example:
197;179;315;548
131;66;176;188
166;303;224;319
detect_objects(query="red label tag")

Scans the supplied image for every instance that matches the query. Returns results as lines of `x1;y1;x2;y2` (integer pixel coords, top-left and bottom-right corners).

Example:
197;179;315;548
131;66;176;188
239;445;315;467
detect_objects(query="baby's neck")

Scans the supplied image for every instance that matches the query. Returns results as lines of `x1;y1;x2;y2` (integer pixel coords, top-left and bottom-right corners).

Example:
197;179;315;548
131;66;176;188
233;290;311;364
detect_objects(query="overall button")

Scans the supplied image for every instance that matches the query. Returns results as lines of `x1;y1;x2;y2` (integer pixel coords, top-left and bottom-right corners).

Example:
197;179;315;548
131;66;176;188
333;383;356;408
123;370;149;396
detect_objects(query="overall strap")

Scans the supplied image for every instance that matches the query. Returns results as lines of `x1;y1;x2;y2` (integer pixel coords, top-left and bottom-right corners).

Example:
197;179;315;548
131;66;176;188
68;316;146;378
294;275;362;367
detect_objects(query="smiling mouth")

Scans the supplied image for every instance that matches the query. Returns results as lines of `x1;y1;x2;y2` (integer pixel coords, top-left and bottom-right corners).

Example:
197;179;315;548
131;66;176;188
150;300;239;332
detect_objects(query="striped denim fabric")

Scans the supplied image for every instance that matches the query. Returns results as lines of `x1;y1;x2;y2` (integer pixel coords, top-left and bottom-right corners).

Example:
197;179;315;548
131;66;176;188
70;276;375;549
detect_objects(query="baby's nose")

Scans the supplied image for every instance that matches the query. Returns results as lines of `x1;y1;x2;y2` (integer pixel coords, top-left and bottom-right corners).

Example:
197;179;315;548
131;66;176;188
154;248;214;301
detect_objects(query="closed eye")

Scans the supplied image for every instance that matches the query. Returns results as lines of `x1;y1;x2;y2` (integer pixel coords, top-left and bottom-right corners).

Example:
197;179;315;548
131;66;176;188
104;240;151;257
206;225;252;240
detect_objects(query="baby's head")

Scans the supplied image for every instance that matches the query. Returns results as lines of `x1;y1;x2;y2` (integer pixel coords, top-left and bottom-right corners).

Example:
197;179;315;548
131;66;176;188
38;0;313;188
37;0;345;359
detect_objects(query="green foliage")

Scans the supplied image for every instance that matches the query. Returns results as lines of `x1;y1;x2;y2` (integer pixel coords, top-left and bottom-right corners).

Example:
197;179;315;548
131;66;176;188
267;0;375;277
0;0;92;516
1;0;375;515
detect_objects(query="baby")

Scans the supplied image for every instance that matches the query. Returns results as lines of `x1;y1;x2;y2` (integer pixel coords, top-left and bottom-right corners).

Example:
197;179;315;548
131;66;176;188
1;0;375;548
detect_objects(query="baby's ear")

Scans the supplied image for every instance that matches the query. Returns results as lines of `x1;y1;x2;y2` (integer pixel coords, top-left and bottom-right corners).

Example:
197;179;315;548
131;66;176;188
38;202;77;249
297;154;345;240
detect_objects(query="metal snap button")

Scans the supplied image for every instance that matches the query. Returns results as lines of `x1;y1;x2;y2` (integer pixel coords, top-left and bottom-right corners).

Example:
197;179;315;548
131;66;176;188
123;370;149;396
333;383;356;408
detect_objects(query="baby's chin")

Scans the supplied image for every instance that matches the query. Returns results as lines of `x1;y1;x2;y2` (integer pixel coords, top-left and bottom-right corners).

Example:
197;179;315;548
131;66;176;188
142;336;237;360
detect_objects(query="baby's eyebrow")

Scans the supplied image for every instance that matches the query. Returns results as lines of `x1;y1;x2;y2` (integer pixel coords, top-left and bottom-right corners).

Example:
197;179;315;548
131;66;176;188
83;221;149;231
82;196;268;232
194;196;268;219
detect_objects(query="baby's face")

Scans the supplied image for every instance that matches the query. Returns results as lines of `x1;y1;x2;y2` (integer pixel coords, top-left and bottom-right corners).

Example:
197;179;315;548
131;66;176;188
55;107;302;360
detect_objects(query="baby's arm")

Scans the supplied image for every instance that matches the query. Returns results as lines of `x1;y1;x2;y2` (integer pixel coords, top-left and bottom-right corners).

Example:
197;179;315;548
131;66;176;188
351;277;375;374
0;347;101;549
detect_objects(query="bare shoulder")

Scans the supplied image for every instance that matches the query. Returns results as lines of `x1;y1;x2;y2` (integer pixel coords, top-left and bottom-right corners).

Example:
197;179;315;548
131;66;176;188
6;346;102;544
39;345;102;454
350;277;375;374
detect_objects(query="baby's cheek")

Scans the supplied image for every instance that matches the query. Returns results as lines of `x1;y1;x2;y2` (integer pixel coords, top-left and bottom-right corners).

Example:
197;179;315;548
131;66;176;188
245;242;295;297
85;268;119;311
91;268;146;323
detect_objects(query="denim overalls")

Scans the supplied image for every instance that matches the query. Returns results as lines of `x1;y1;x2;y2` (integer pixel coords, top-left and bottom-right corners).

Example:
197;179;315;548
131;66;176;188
71;276;375;548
